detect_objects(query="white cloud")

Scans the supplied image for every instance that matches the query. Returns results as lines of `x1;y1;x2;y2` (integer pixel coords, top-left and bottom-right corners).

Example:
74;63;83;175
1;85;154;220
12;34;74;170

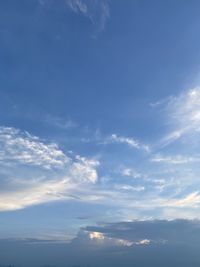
160;129;186;147
1;125;199;219
160;87;200;146
151;154;200;164
135;239;151;245
73;230;153;248
140;192;200;210
114;184;145;192
0;126;99;211
0;127;69;169
71;155;99;183
75;230;134;247
106;134;150;152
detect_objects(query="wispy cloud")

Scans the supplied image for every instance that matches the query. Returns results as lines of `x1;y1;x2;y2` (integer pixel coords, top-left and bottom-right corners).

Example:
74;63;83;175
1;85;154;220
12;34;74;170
170;191;200;208
104;134;150;152
159;87;200;147
114;184;145;192
44;114;77;130
38;0;110;33
119;167;143;178
151;154;200;164
1;122;200;220
65;0;110;32
0;126;99;211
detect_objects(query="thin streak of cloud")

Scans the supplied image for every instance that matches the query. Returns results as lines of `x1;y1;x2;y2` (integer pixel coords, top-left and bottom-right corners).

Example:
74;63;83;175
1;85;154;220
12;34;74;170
119;167;143;178
104;134;150;152
151;154;200;164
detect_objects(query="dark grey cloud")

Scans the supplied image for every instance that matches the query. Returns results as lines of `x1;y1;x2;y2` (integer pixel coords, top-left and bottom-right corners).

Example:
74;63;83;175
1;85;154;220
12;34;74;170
1;220;200;267
83;219;200;246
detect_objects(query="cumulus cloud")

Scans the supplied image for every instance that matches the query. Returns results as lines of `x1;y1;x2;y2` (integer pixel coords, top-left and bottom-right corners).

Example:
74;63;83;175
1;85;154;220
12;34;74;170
2;221;200;267
0;126;99;211
72;230;134;247
1;232;200;267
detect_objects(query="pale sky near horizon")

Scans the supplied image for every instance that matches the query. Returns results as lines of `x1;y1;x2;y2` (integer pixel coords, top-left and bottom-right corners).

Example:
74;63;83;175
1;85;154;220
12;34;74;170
1;1;200;266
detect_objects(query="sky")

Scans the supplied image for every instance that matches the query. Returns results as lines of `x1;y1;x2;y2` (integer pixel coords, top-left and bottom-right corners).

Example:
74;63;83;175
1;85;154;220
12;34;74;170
1;0;200;266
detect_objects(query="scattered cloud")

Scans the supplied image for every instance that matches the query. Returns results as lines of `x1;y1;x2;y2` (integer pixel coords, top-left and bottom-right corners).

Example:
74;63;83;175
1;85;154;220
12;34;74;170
0;126;99;211
120;167;143;178
2;126;199;219
0;126;69;169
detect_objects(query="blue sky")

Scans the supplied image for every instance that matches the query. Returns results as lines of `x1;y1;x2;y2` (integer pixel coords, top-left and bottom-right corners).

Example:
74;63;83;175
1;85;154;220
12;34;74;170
1;0;200;265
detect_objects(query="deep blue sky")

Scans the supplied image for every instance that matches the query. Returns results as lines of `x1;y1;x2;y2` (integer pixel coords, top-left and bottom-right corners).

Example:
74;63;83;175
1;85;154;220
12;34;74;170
1;0;200;266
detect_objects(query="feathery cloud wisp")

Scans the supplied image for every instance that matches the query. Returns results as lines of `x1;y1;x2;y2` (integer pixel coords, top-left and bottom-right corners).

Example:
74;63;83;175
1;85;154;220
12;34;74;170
160;87;200;146
104;134;150;152
66;0;110;32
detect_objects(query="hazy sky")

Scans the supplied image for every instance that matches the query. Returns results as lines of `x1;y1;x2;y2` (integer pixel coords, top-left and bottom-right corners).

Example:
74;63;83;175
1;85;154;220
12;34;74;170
1;0;200;266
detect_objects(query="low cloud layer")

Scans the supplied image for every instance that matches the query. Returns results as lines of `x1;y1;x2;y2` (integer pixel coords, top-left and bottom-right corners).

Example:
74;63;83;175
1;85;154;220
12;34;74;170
1;220;200;267
83;219;200;246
